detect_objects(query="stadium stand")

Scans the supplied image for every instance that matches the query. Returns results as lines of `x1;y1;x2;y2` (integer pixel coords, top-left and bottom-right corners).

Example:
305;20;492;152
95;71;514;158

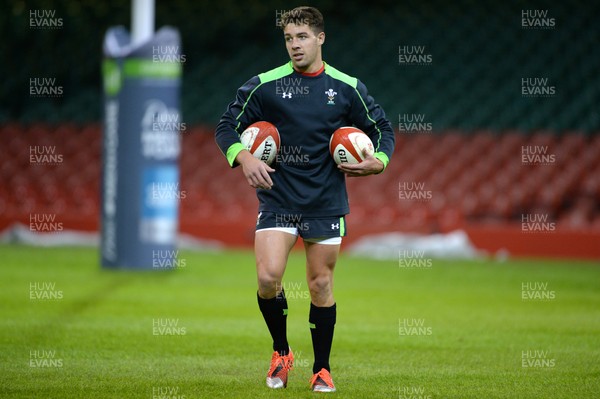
1;124;599;258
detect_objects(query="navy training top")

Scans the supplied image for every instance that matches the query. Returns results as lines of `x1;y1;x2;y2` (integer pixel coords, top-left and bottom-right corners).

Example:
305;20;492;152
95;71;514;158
215;61;395;218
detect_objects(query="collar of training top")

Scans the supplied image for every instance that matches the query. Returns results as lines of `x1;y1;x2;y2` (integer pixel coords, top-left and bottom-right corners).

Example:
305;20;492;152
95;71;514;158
293;62;325;77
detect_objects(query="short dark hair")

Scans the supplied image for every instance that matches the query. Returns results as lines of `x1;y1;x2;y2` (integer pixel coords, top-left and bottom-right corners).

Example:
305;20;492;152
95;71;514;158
280;6;324;35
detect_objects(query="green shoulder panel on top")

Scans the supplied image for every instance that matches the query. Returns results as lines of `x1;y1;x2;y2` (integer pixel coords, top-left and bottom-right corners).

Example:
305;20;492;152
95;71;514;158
258;62;294;83
324;63;358;88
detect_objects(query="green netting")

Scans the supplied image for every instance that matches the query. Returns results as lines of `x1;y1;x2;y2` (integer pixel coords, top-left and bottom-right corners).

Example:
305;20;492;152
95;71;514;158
2;0;598;131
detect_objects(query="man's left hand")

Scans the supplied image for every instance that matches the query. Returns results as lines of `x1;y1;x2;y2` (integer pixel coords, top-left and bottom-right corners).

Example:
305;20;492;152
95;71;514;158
337;150;384;177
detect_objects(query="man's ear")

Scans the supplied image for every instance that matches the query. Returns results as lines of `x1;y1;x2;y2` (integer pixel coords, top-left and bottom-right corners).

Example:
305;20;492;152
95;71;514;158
317;31;325;45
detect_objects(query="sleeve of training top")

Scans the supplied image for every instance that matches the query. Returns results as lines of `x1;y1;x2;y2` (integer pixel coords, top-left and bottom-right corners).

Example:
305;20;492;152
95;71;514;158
349;80;395;172
215;76;263;167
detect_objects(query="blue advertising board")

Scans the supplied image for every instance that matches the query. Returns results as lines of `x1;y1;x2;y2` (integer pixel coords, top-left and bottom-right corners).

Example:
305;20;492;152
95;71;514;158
101;26;182;269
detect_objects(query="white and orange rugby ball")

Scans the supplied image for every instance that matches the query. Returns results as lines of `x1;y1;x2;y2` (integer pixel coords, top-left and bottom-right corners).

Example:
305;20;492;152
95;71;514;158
329;126;374;165
240;121;280;165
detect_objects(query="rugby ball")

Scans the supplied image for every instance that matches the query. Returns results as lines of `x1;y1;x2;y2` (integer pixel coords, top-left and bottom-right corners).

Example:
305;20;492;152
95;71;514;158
240;121;280;165
329;126;374;165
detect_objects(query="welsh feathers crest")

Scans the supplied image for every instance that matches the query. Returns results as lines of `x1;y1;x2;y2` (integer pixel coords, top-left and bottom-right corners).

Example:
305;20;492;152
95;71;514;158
325;89;337;105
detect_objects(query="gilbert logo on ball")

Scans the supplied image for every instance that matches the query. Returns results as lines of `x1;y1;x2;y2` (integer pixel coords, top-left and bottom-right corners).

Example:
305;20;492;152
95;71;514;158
329;126;374;165
240;121;280;165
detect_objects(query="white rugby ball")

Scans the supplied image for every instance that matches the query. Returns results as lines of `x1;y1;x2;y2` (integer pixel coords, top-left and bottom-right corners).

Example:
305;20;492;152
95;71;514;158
329;126;374;165
239;121;280;166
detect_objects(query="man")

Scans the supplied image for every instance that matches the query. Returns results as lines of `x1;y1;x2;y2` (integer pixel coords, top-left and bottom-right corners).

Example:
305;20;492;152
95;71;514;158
215;6;395;392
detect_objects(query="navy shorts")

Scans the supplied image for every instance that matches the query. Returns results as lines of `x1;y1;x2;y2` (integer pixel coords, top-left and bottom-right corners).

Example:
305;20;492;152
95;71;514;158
255;211;346;244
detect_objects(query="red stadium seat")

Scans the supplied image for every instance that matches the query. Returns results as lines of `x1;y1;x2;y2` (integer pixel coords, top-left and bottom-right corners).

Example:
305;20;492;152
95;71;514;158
1;125;599;237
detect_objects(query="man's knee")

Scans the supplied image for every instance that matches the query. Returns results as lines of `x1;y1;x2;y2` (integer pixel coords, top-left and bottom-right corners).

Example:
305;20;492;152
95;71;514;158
257;274;279;293
257;261;284;298
308;274;332;296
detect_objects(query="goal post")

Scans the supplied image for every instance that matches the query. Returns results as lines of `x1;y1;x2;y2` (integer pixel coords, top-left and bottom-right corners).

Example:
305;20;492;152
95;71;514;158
100;0;183;269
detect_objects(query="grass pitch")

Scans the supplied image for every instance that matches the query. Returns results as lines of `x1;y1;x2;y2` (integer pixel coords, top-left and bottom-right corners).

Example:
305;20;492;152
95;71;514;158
0;245;599;398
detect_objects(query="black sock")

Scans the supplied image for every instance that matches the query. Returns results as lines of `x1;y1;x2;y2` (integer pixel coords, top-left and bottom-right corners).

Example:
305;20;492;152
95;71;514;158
309;302;336;374
257;290;289;355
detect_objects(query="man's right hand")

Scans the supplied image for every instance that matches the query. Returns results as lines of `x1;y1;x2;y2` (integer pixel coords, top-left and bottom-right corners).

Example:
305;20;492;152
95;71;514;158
236;150;275;190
